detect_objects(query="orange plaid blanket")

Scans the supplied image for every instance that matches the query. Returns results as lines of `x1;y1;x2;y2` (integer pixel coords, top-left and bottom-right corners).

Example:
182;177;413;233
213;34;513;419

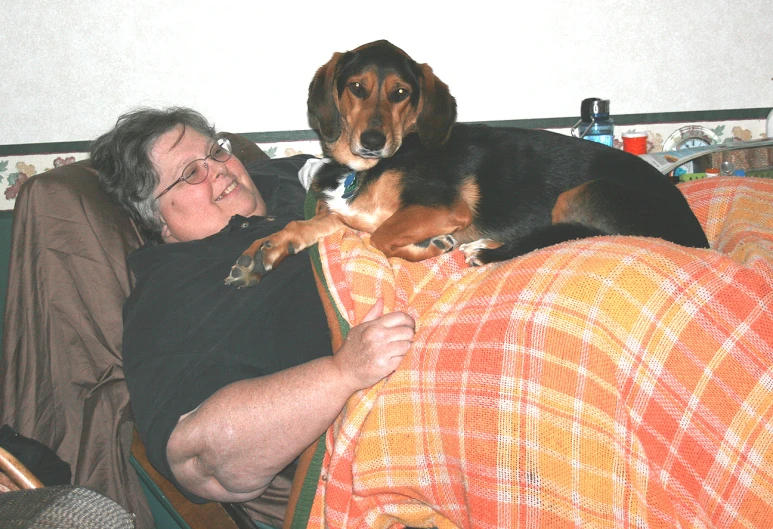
295;177;773;529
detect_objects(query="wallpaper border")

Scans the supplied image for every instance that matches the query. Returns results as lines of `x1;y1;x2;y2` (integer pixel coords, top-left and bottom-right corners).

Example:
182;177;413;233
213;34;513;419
2;108;770;157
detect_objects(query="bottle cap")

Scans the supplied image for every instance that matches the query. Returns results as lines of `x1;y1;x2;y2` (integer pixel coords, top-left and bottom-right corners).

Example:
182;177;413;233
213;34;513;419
705;168;720;177
581;98;610;121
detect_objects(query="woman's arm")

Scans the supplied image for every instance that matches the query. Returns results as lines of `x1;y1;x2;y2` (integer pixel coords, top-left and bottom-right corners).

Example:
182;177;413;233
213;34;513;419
166;299;414;502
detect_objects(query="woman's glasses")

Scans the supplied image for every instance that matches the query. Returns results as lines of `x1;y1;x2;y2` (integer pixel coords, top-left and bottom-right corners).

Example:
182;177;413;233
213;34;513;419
155;137;233;199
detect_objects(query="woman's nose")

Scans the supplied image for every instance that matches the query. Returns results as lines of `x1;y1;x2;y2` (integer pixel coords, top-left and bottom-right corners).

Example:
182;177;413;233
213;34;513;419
208;158;227;179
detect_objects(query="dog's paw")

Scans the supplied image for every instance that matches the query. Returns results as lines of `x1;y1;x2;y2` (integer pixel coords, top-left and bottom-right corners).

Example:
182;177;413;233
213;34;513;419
418;234;457;253
459;239;499;266
433;234;458;253
224;252;265;289
224;236;290;288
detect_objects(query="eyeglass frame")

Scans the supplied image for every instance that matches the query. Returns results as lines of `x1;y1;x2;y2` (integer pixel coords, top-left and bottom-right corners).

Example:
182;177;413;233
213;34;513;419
155;137;233;199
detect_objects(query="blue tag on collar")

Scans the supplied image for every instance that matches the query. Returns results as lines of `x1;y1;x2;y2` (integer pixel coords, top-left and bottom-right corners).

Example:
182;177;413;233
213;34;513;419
341;171;358;199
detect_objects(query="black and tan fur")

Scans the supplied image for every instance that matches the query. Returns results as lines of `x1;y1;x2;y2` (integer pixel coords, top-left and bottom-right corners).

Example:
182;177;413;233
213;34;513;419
225;40;708;288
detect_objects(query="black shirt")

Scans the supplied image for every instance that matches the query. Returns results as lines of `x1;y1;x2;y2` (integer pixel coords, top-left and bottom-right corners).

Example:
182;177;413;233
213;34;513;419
123;155;332;501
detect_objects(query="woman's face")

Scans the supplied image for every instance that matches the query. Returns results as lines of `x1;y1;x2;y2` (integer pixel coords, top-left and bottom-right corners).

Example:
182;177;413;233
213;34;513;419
151;126;266;243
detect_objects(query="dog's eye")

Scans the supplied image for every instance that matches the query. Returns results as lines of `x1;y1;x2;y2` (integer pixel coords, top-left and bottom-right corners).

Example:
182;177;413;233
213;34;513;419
390;87;410;103
348;82;366;98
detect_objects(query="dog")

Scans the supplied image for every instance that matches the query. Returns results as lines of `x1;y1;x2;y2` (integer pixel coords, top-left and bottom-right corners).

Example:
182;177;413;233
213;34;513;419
225;40;709;288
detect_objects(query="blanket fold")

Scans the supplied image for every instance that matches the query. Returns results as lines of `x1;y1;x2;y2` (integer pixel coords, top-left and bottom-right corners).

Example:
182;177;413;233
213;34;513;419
301;177;773;529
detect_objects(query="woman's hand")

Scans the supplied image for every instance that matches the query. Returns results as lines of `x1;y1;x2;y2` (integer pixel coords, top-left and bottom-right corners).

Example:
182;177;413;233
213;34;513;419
333;298;415;392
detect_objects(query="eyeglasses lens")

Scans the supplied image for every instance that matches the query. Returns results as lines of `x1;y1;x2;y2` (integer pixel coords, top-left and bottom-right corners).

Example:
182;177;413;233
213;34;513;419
211;138;232;162
182;139;232;185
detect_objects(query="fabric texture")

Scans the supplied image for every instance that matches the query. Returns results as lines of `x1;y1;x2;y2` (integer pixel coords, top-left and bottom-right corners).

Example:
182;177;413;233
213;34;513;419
300;176;773;528
0;161;151;526
0;485;136;529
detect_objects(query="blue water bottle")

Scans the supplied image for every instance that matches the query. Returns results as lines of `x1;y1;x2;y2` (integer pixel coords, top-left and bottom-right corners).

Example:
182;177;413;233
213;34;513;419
571;98;615;147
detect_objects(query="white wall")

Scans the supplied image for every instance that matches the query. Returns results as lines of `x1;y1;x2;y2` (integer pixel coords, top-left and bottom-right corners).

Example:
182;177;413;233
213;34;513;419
1;0;771;144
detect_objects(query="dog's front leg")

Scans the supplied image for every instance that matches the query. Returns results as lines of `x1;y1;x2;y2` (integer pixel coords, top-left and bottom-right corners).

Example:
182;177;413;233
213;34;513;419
224;213;344;288
370;202;472;262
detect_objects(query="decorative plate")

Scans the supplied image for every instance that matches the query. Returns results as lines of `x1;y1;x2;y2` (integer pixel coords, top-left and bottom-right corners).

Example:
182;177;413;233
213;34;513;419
662;125;721;151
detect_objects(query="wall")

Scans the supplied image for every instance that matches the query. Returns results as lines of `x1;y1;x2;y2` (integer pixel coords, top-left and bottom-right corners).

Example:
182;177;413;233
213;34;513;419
1;0;772;145
1;1;771;211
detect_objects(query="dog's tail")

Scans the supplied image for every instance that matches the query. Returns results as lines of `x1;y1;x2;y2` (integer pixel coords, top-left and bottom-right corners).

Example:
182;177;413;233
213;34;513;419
476;223;606;264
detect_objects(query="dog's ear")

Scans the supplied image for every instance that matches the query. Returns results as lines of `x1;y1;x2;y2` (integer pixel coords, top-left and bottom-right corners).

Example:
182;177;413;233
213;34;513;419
307;52;345;143
416;63;457;148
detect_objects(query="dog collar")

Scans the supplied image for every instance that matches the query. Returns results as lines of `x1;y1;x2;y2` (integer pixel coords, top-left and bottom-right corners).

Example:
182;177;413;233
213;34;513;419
341;171;358;199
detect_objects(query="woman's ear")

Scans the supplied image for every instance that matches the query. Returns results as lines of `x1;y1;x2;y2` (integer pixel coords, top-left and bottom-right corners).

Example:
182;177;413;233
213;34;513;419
157;215;176;243
416;63;457;148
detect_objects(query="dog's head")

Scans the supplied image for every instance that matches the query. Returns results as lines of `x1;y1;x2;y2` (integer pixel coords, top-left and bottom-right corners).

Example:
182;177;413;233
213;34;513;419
307;40;457;170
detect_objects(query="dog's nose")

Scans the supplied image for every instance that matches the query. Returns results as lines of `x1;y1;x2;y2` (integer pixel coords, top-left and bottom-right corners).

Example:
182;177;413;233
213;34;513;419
360;130;386;151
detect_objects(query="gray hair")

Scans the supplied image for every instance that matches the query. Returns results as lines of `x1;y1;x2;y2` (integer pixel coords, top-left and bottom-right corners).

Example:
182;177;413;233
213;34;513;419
90;107;217;241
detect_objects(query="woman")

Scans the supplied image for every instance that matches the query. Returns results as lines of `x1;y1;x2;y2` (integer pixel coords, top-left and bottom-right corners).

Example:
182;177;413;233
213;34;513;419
91;107;415;526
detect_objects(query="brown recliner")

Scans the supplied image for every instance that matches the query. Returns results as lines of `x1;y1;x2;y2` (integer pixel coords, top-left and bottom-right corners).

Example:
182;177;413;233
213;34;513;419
0;133;269;529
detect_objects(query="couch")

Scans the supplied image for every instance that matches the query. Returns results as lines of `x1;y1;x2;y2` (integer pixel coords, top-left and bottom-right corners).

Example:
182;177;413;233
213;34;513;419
1;130;772;528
